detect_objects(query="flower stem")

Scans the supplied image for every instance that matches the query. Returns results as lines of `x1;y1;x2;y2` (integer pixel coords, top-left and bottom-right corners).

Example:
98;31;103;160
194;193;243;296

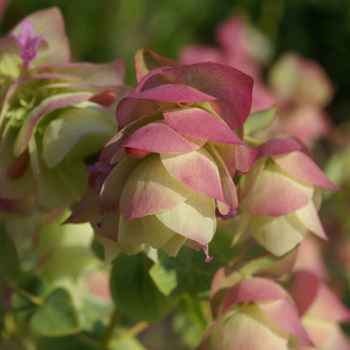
109;321;149;347
102;308;121;347
6;279;45;306
75;333;102;349
244;135;263;147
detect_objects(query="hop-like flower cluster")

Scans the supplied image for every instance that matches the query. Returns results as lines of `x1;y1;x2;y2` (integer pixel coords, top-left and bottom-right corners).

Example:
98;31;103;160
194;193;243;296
0;8;130;210
236;137;340;256
69;48;256;260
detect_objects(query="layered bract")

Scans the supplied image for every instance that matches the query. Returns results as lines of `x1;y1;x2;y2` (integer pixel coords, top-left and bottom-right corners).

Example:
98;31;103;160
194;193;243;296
237;137;340;256
69;49;255;258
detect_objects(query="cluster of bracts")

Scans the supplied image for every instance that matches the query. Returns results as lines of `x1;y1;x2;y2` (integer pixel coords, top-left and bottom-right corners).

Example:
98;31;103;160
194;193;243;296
1;7;349;350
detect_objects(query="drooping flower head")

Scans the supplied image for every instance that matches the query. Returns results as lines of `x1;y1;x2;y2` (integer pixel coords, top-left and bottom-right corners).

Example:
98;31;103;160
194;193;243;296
288;270;350;350
236;137;340;256
68;48;255;260
198;275;313;350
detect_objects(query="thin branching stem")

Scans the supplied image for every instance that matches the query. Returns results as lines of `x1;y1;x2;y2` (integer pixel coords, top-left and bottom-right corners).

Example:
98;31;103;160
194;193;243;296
109;321;149;347
102;308;121;347
6;279;45;306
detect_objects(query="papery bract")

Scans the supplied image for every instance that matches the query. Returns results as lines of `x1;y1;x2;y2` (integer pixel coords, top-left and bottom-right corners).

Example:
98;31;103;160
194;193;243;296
288;270;350;350
197;276;312;350
236;137;339;256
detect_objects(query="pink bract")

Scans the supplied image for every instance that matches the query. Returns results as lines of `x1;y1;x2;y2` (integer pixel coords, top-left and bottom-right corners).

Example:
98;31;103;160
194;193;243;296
70;48;255;259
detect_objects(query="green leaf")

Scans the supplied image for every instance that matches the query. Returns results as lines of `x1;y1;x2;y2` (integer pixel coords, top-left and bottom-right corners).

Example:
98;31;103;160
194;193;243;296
150;246;222;299
37;332;147;350
149;248;192;296
91;237;105;261
180;294;208;330
173;310;204;348
37;333;96;350
112;337;147;350
244;106;277;135
110;253;179;322
0;226;19;276
31;288;81;336
237;248;298;279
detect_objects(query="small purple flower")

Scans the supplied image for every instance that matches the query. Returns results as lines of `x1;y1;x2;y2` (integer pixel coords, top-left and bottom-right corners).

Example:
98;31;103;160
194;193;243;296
11;19;43;70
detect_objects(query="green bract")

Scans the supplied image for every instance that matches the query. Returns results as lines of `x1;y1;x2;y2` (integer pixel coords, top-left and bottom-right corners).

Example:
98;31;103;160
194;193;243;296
0;7;130;210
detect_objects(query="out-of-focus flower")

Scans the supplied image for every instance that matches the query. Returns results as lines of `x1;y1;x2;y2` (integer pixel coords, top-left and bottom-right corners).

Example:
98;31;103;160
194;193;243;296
236;137;339;256
179;18;335;147
0;197;35;217
0;0;10;22
179;16;276;114
269;53;334;107
86;270;112;301
68;48;256;260
197;276;313;350
0;8;130;210
267;53;334;145
288;270;350;350
293;235;329;280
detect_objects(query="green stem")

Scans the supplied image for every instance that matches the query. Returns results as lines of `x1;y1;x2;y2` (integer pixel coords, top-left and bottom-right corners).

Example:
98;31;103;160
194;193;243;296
109;321;149;347
102;308;121;347
75;333;102;349
244;135;263;147
6;279;45;306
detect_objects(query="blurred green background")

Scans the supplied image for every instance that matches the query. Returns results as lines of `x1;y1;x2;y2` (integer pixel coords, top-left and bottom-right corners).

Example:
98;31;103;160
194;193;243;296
1;0;350;125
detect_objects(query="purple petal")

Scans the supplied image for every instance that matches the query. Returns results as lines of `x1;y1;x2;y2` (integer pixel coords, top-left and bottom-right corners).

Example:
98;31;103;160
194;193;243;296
11;20;43;66
22;7;71;65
